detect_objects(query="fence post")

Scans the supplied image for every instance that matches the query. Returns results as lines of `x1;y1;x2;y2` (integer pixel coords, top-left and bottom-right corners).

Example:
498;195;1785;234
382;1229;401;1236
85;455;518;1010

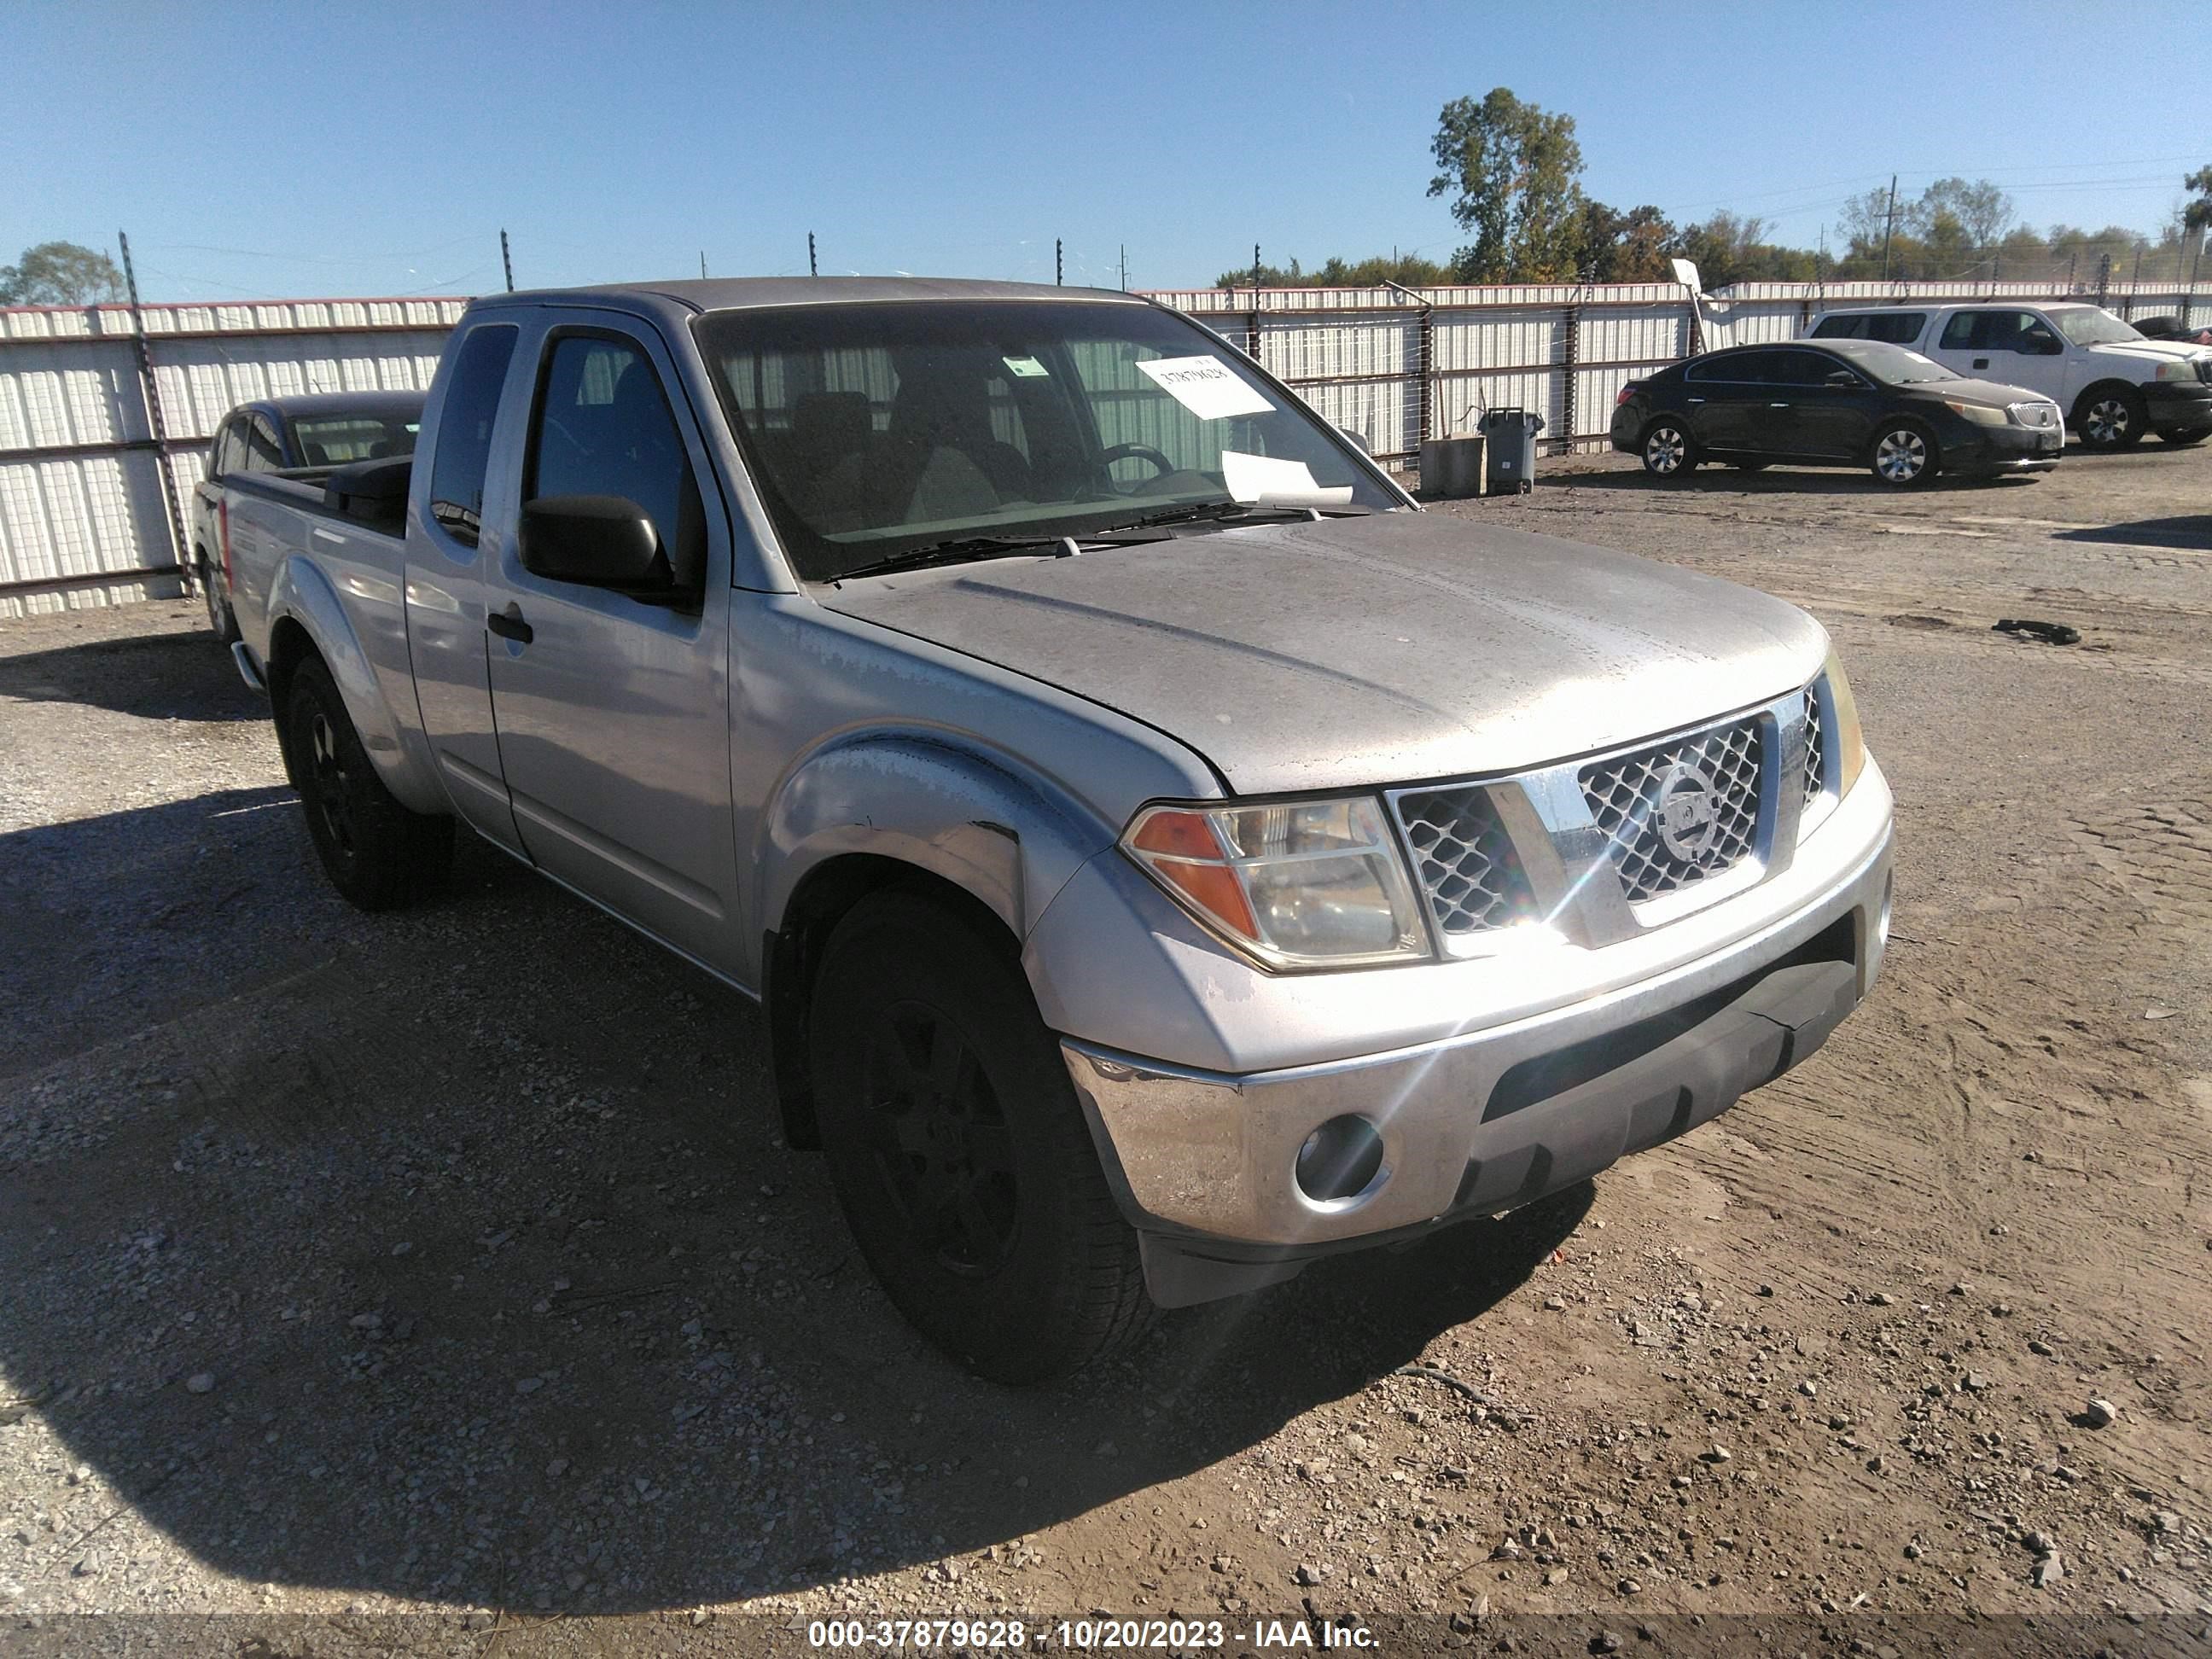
1558;296;1580;456
1383;278;1434;455
117;230;188;597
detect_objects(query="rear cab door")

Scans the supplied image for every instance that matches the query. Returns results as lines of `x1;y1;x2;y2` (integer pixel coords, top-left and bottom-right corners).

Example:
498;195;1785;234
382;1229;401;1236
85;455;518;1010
478;307;742;977
405;318;529;853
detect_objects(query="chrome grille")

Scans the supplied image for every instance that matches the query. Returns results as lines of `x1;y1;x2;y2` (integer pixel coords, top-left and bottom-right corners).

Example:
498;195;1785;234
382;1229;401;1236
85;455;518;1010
1392;786;1537;934
1802;690;1825;805
1580;719;1764;905
2007;400;2057;429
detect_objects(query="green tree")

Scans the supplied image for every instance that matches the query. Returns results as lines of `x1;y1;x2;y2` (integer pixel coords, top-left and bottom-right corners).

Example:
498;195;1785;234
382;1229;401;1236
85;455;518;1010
0;241;124;305
1213;251;1450;290
1427;89;1586;282
1576;201;1675;282
2184;164;2212;233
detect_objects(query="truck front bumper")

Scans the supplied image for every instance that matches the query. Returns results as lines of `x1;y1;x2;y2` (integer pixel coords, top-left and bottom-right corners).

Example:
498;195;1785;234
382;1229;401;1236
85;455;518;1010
1059;775;1894;1307
2144;380;2212;434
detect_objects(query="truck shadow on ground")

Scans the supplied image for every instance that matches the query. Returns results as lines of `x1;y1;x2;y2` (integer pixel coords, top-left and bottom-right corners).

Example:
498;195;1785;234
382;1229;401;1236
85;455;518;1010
0;788;1587;1615
0;627;266;722
2052;515;2212;551
1541;467;2036;497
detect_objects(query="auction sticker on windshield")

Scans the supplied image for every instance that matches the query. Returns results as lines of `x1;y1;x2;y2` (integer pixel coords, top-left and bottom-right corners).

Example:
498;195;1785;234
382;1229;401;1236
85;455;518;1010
1136;355;1274;420
1001;355;1051;378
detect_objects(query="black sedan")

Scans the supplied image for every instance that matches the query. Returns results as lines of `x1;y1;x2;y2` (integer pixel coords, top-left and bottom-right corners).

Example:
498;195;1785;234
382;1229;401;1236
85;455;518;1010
1610;340;2064;486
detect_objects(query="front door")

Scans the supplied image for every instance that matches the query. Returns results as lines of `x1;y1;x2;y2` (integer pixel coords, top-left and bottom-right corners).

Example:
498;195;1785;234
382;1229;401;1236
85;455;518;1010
1929;309;2066;400
482;317;741;977
1773;349;1880;460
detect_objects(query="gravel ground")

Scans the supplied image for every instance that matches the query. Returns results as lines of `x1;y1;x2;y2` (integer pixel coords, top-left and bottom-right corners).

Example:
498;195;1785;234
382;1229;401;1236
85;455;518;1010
2;439;2209;1655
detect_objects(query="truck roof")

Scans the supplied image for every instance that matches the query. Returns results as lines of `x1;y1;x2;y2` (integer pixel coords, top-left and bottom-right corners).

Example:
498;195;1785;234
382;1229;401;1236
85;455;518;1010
469;276;1147;317
245;389;425;420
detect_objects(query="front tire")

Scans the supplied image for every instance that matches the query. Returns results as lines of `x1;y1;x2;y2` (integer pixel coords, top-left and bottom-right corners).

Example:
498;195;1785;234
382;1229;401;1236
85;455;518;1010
1869;422;1937;487
2076;385;2147;451
281;656;453;910
1640;420;1698;478
809;891;1150;1384
2158;426;2209;447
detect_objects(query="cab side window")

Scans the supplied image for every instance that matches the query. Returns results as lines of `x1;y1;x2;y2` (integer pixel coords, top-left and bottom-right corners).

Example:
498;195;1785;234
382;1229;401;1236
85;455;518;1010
243;417;285;472
208;419;244;479
526;335;706;591
1863;312;1924;345
428;324;521;548
1939;311;1984;352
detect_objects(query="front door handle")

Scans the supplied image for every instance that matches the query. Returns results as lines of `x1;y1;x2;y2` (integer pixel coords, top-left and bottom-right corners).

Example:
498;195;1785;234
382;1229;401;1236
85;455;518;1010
487;604;533;644
1687;397;1706;404
1973;358;1990;370
1768;401;1790;408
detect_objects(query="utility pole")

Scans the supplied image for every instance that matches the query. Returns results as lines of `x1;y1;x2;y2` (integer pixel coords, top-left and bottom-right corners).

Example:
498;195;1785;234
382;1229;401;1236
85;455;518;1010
808;233;818;277
1878;175;1898;281
1120;244;1126;291
1253;244;1262;290
1055;239;1062;285
700;250;707;280
116;230;186;592
500;229;514;293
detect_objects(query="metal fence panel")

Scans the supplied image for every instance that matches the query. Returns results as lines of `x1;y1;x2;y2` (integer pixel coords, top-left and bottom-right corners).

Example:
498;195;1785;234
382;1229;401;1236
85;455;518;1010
4;278;2209;618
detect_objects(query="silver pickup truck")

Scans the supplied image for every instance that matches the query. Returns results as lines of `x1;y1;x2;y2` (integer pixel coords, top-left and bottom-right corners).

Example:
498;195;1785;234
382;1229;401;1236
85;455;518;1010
218;277;1895;1382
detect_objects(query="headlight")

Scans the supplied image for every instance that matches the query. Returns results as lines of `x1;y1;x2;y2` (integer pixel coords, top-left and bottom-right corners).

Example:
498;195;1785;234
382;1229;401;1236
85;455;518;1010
1123;796;1429;970
1944;399;2008;426
2154;360;2203;381
1823;649;1867;797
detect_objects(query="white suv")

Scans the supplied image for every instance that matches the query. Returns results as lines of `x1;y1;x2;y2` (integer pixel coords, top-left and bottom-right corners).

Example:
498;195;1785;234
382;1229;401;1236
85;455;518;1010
1809;303;2212;451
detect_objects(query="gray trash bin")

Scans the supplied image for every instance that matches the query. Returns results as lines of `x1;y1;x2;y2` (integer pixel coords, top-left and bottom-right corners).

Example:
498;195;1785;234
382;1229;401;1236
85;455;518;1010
1477;408;1545;494
1417;434;1486;499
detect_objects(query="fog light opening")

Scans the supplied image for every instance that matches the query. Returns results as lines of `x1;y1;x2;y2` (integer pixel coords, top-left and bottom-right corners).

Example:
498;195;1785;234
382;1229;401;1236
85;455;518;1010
1295;1115;1388;1205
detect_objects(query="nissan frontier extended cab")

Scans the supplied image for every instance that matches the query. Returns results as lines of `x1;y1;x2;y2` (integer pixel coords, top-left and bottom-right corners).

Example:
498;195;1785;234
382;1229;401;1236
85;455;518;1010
218;278;1895;1382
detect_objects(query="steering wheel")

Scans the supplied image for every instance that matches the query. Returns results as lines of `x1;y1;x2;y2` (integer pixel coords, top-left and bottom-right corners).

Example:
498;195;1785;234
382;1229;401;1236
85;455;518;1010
1097;443;1177;489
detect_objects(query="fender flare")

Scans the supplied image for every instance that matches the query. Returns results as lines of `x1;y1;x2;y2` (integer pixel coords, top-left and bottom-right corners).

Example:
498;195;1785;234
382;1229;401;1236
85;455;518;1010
265;554;447;817
760;730;1116;952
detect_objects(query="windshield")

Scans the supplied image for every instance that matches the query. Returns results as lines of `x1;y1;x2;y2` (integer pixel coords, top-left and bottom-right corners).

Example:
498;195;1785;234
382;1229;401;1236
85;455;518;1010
693;300;1394;581
1837;341;1958;385
2051;306;2144;347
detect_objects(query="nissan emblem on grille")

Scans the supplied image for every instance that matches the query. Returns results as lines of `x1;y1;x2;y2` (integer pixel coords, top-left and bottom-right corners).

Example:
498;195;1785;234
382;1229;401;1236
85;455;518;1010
1580;719;1765;905
1655;767;1719;859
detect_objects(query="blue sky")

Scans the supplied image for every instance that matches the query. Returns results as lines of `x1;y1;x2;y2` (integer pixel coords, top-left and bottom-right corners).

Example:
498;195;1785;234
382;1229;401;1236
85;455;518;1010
6;0;2208;302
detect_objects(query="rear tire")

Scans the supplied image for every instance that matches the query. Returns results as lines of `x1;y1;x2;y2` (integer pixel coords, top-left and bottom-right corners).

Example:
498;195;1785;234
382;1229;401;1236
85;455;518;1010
2158;426;2209;447
281;656;453;910
1640;420;1698;478
2075;384;2147;451
1869;422;1937;487
199;556;239;646
809;890;1151;1384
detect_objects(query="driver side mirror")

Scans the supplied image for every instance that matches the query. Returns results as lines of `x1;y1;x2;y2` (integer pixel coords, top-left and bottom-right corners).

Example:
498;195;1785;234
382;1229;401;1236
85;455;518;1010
1336;423;1373;454
2028;333;2063;357
519;494;668;590
1824;370;1860;388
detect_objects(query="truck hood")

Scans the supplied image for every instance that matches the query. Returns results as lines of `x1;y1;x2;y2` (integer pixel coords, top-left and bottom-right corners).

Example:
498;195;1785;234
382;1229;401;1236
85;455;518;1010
2087;340;2212;368
823;510;1828;795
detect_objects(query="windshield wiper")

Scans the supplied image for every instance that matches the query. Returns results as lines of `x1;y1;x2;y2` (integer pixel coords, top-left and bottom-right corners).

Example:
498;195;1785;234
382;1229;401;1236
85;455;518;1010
833;527;1169;583
1102;500;1373;534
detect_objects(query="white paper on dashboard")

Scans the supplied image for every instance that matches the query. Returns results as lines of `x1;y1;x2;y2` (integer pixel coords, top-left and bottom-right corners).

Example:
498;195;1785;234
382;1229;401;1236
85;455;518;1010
1134;355;1275;420
1220;450;1356;506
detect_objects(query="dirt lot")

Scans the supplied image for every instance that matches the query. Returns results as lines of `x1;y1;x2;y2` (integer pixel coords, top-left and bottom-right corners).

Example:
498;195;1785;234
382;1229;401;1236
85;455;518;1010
3;441;2209;1655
